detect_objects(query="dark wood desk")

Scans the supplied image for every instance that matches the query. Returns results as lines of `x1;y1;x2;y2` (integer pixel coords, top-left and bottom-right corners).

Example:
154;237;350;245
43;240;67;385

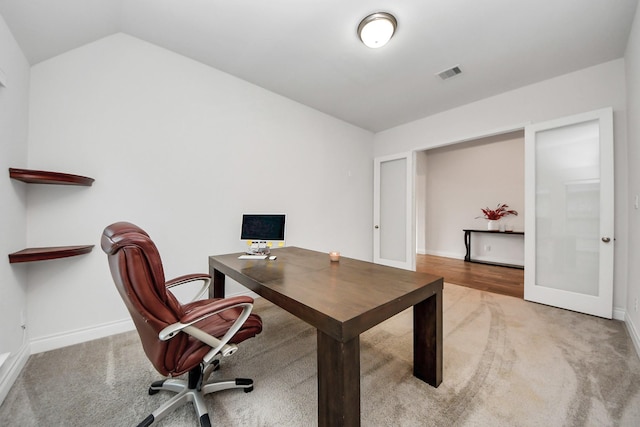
209;246;443;427
463;229;525;269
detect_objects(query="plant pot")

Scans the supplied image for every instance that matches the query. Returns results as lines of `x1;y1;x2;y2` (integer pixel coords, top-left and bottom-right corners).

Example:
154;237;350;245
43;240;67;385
487;220;499;231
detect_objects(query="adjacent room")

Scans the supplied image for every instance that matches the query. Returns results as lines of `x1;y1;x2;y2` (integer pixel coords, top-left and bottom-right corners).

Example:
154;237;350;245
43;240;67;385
415;131;525;297
1;1;640;425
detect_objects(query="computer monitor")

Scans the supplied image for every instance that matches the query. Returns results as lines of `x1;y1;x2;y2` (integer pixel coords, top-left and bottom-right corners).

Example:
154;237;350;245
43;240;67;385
241;214;286;254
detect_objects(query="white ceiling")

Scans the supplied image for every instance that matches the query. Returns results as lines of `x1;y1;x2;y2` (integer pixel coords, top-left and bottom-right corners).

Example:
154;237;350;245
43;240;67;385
0;0;637;132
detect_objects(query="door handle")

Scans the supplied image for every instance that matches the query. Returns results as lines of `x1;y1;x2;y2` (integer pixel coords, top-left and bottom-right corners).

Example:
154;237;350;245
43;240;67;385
602;237;611;243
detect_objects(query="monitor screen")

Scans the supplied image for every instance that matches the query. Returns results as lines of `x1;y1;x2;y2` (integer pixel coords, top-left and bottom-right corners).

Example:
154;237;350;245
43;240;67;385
241;214;286;241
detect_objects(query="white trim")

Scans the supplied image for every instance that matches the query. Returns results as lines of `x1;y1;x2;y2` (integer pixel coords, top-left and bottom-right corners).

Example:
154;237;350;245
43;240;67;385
30;289;260;354
422;250;464;260
625;313;640;358
0;343;30;405
612;307;625;321
242;290;260;299
0;67;6;87
30;318;135;354
471;256;524;267
412;123;529;153
421;250;524;268
225;289;260;300
0;353;9;369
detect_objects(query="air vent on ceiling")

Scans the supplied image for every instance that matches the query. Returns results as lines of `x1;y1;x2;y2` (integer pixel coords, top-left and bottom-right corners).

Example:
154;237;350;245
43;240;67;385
437;65;462;80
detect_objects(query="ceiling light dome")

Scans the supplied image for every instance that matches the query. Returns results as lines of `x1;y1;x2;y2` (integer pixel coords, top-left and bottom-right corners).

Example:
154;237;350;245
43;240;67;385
358;12;397;48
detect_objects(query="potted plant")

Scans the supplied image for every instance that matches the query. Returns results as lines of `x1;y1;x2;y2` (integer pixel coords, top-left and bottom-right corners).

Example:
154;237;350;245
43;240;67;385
477;203;518;230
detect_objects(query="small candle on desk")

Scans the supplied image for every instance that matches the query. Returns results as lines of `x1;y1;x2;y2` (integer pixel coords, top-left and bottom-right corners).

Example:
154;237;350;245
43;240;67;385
329;251;340;262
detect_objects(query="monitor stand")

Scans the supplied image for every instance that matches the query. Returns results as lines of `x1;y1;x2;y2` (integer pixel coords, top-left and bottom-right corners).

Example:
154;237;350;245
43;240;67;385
247;241;270;255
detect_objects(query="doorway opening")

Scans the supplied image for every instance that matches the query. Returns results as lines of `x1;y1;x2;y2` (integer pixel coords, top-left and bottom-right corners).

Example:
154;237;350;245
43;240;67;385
415;130;525;298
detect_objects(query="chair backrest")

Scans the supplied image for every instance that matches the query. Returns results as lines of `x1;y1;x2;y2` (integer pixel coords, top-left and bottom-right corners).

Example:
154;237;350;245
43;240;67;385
101;222;188;376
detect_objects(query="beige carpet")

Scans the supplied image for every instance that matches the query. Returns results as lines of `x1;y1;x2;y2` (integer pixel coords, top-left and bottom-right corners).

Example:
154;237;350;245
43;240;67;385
1;283;639;426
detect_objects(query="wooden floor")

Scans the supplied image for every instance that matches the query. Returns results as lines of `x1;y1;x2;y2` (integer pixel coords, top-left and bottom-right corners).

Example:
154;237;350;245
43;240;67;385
416;254;524;298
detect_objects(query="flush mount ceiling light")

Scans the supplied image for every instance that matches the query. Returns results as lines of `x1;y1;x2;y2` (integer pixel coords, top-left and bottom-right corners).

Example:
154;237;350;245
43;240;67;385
357;12;397;48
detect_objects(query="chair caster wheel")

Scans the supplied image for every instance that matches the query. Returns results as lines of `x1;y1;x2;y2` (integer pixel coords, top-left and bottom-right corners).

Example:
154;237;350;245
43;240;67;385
148;379;164;395
200;414;212;427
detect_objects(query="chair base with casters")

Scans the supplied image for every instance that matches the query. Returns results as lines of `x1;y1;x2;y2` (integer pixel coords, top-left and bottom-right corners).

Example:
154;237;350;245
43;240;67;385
139;363;253;427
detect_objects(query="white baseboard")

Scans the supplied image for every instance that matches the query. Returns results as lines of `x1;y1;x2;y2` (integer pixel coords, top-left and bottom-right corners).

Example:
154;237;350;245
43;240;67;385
0;343;30;405
625;313;640;359
30;318;135;354
0;353;9;369
422;250;464;260
470;255;524;267
29;290;259;355
613;307;625;321
421;250;524;267
228;289;260;300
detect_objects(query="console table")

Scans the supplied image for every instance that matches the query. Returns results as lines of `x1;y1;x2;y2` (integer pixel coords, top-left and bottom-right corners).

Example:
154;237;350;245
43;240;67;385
463;229;524;269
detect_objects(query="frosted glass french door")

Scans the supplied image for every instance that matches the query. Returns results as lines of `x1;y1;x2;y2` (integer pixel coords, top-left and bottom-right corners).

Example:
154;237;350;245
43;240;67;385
524;108;614;318
373;152;415;270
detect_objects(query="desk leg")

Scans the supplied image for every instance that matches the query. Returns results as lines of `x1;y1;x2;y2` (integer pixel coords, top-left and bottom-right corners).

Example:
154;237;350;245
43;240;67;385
413;285;443;387
317;331;360;427
210;268;226;299
464;230;471;262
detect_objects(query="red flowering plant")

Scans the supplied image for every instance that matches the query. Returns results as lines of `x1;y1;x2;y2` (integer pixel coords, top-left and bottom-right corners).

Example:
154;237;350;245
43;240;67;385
477;203;518;220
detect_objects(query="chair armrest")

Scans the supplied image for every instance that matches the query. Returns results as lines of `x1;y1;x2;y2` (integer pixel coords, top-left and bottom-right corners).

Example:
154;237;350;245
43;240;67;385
158;296;254;363
165;273;211;302
179;295;253;324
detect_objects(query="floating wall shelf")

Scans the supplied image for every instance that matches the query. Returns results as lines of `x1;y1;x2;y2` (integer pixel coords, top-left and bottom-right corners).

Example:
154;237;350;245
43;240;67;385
9;168;94;186
8;167;95;264
9;245;95;264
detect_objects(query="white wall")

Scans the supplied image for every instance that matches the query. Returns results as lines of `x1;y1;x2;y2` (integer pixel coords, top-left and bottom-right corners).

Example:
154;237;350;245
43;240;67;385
418;132;524;266
374;59;629;315
25;33;374;352
0;13;30;402
624;4;640;354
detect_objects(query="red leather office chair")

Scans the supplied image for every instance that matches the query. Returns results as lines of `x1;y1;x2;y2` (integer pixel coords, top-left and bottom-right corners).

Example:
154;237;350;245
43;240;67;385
101;222;262;427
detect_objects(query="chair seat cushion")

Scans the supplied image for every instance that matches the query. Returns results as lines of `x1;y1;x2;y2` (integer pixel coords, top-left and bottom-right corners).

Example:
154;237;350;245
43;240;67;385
174;299;263;374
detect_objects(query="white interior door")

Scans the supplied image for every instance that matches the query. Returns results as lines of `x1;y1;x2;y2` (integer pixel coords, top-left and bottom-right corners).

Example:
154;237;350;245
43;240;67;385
524;108;614;318
373;152;415;270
